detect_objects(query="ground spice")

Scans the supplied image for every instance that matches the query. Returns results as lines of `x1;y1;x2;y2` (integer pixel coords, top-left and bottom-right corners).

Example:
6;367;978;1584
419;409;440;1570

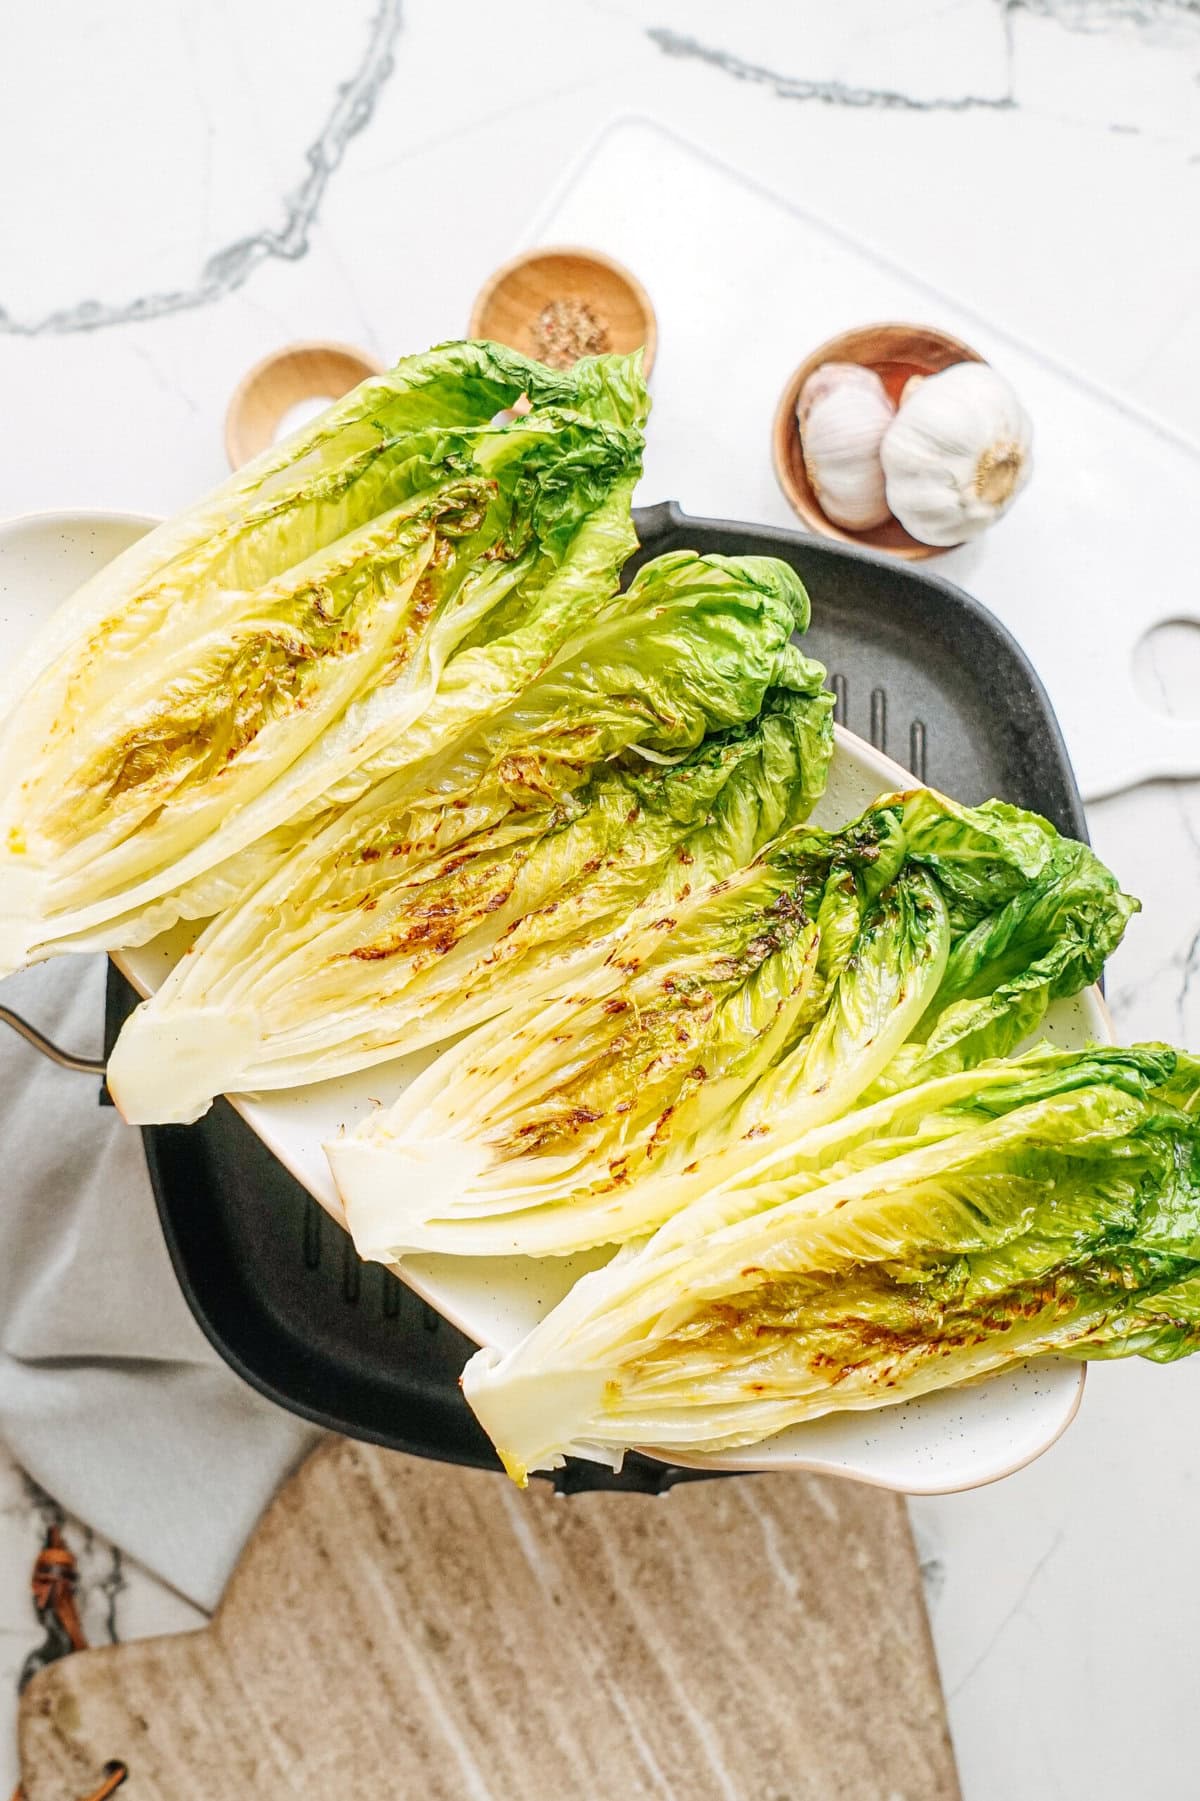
529;297;611;369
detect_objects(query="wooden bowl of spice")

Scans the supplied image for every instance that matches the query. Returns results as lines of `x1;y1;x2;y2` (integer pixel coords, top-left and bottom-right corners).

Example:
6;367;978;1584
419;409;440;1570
225;340;384;469
468;246;657;374
773;322;985;561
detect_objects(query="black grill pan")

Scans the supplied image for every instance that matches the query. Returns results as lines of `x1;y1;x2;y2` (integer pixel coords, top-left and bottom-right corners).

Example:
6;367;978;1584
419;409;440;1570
117;504;1088;1488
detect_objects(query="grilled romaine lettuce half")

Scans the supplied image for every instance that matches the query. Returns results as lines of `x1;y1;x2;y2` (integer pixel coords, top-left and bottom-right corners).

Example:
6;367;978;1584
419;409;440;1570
108;554;833;1122
334;790;1134;1262
48;466;645;957
462;1043;1200;1482
0;343;648;974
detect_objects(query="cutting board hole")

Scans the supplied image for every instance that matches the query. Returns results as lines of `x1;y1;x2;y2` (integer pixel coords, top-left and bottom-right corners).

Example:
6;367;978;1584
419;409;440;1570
1134;620;1200;720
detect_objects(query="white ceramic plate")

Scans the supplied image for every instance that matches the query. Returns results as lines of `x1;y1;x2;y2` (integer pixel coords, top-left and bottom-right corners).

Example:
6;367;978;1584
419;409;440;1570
1;510;1105;1492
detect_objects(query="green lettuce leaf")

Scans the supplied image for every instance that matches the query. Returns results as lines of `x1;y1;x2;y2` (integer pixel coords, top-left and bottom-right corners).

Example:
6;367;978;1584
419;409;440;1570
339;821;926;1261
338;789;1130;1262
0;345;648;973
461;1044;1200;1482
54;467;646;954
634;791;1136;1244
869;799;1138;1091
108;555;832;1122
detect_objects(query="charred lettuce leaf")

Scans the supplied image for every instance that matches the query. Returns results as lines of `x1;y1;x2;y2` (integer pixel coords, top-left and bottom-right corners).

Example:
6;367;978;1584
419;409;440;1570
108;555;832;1122
336;790;1132;1262
461;1044;1200;1482
0;344;648;973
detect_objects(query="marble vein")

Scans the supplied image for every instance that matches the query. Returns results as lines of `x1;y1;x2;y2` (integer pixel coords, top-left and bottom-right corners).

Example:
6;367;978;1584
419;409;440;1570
16;1480;70;1695
919;1552;947;1605
1107;927;1200;1038
646;26;1015;112
947;1528;1064;1700
1175;923;1200;1035
0;0;404;337
19;1475;63;1533
1005;0;1200;26
95;1541;126;1642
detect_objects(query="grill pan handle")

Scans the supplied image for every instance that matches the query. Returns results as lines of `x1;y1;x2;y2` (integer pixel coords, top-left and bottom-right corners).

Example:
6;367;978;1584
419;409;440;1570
0;1005;105;1076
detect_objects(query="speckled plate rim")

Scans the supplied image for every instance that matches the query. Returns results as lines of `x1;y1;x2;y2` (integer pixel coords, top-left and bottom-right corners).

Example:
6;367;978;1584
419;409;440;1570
1;507;1100;1495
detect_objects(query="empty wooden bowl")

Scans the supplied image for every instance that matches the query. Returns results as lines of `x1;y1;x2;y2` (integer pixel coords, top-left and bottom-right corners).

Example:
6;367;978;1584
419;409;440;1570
468;247;657;375
225;341;385;469
773;323;985;561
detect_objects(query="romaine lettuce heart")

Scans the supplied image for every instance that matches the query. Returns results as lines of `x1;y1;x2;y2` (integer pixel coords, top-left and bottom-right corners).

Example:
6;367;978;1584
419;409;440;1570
107;555;832;1122
335;790;1132;1262
460;1044;1200;1482
0;344;649;971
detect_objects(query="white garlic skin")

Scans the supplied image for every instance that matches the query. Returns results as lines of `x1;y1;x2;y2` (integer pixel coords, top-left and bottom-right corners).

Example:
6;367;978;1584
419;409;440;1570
797;362;896;532
881;361;1032;547
797;361;888;428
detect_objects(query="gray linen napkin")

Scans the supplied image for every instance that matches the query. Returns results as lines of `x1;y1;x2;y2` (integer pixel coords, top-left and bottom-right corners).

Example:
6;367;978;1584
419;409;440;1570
0;956;321;1611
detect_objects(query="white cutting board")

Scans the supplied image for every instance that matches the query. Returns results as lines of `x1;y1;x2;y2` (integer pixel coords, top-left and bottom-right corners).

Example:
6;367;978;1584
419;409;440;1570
526;116;1200;802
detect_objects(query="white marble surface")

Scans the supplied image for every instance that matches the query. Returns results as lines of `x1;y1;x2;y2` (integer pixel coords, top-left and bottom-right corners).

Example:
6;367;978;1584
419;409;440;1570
2;2;1200;1795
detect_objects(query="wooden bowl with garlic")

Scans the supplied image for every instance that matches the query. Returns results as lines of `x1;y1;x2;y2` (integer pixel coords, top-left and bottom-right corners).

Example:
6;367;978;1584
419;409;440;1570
773;323;1032;561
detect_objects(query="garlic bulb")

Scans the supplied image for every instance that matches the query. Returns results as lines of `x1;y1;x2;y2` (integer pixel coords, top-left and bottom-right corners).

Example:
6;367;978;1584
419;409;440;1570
797;360;888;428
881;362;1032;547
797;363;895;532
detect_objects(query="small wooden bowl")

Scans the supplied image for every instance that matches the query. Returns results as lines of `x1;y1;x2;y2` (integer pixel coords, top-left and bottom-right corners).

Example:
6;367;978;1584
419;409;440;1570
773;323;985;561
225;341;385;469
468;246;657;375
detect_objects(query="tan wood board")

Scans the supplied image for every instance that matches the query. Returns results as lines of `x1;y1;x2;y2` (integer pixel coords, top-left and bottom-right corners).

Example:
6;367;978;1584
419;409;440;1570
19;1437;959;1801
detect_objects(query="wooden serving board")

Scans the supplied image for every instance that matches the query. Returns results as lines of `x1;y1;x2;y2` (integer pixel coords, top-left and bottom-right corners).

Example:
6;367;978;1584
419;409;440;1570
19;1438;959;1801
